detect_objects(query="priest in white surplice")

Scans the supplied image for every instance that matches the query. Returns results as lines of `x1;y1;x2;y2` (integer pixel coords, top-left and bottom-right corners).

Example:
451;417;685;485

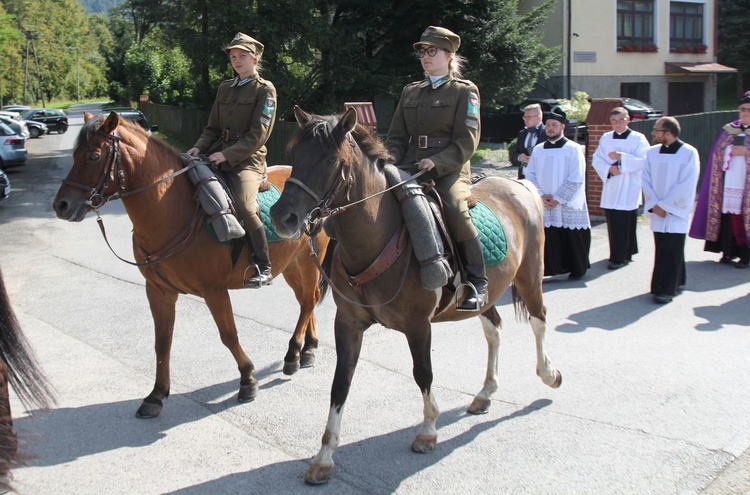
592;106;650;270
526;108;591;280
641;117;700;304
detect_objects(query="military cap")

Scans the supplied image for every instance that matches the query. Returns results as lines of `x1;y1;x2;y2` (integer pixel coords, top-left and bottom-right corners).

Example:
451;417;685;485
546;107;567;124
413;26;461;53
225;32;264;57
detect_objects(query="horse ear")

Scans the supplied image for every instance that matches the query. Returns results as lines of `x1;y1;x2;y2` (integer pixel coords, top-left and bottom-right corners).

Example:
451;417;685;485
294;106;313;127
84;112;94;122
99;111;121;134
339;107;358;134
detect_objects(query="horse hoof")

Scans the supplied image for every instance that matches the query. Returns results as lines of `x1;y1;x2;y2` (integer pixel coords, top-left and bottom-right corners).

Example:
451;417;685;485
411;434;437;453
300;351;315;368
305;463;334;485
282;359;300;376
467;397;491;415
238;380;259;403
550;371;562;389
136;398;163;419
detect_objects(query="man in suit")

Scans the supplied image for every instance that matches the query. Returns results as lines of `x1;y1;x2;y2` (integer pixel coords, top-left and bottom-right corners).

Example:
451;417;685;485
514;103;547;179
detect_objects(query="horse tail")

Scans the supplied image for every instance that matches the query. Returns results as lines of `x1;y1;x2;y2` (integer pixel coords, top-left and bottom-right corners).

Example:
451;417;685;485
317;239;337;304
511;283;531;323
0;268;56;412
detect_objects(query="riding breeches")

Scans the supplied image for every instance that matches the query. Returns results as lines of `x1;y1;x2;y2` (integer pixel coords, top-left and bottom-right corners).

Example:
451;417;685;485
224;163;265;231
433;169;477;243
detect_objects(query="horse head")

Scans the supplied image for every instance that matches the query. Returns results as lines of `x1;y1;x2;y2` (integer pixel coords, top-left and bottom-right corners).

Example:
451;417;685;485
53;111;155;222
271;106;389;239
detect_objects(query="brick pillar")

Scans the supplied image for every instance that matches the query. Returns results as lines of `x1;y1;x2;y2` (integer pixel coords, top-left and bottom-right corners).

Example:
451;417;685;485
585;98;624;219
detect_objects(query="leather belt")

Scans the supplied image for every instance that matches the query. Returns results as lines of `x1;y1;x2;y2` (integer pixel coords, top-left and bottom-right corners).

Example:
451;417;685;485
222;129;246;141
416;135;451;149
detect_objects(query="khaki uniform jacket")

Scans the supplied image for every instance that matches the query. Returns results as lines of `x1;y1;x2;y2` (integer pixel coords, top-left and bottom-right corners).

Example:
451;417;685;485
193;76;277;172
387;75;480;177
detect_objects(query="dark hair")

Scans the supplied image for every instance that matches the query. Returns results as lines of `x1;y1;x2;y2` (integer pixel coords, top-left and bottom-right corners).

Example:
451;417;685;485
660;117;680;137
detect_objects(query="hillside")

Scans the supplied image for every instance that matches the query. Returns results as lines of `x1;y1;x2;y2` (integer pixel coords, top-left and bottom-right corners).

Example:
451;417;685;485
80;0;122;13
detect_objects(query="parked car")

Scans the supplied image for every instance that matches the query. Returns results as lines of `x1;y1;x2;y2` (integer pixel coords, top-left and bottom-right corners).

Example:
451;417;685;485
24;119;48;138
0;114;29;140
107;107;159;134
0;168;10;201
0;123;27;169
19;108;68;134
481;98;587;143
621;97;663;121
1;105;31;113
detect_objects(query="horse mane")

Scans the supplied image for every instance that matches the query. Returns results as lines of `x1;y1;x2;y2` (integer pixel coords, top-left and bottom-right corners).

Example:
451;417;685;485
0;267;56;412
75;114;176;159
288;113;390;168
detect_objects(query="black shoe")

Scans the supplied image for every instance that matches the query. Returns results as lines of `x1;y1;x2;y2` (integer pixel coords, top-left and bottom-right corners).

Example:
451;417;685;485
607;262;626;270
456;285;488;312
653;293;673;304
568;273;585;280
243;265;273;288
736;260;749;269
719;256;736;265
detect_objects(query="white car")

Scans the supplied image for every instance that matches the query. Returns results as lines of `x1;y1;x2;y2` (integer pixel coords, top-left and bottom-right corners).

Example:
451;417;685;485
0;111;29;140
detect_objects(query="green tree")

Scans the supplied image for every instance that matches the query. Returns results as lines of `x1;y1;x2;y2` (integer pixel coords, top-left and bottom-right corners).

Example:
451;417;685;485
718;0;750;94
0;5;24;105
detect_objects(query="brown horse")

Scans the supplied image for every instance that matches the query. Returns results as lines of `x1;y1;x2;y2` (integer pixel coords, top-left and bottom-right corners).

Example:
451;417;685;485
53;112;331;418
270;107;562;484
0;266;56;489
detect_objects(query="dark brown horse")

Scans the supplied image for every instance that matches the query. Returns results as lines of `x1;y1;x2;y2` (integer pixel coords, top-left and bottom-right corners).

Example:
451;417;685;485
53;112;331;418
270;107;562;484
0;266;56;489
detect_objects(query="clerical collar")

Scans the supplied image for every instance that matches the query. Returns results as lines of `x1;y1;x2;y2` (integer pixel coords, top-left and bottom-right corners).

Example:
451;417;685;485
543;136;568;148
421;74;450;89
230;75;256;87
659;139;684;154
613;129;631;140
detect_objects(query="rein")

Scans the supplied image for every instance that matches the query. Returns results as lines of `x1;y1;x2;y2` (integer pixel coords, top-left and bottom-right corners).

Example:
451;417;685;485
64;129;203;267
291;136;427;309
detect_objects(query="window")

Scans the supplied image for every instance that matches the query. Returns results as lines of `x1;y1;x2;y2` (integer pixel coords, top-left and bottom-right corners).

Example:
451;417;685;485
670;2;705;52
621;83;650;103
617;0;656;51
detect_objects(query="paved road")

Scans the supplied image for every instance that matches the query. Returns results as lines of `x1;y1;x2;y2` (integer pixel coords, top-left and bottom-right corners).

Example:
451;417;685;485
0;105;748;494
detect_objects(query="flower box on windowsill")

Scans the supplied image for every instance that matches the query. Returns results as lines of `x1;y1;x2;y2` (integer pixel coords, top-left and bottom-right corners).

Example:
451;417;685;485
618;44;658;53
670;45;707;54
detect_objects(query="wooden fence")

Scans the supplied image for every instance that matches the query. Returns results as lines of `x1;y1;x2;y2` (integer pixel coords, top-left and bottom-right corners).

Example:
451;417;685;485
139;102;299;166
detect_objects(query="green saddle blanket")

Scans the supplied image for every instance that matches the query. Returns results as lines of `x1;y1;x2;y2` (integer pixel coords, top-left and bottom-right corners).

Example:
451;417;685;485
470;200;507;267
205;183;283;244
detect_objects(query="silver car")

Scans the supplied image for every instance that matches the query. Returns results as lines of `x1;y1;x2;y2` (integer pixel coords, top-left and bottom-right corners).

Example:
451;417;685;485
0;122;27;168
0;168;10;201
0;113;29;140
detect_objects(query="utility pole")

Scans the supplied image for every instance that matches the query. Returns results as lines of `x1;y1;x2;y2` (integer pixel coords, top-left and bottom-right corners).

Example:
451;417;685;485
22;32;30;104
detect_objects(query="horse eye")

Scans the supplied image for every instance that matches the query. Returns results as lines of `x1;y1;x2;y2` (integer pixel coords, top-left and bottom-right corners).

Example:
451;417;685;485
89;152;101;161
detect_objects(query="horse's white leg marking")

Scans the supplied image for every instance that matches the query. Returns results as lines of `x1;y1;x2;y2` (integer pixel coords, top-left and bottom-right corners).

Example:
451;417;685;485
531;315;561;388
468;313;502;414
412;390;439;453
308;406;343;477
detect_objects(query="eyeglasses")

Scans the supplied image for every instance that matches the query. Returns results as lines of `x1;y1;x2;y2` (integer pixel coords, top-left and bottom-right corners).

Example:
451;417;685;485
740;108;750;113
652;128;667;133
523;115;540;120
610;118;628;123
416;47;440;58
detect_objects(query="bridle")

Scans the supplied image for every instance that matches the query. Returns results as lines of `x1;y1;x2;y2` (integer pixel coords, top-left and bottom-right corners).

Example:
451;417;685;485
61;128;200;267
62;129;196;211
284;132;425;238
284;131;426;309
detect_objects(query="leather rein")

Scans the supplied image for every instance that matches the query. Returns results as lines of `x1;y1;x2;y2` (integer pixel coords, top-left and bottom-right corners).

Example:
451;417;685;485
286;133;425;308
62;129;202;267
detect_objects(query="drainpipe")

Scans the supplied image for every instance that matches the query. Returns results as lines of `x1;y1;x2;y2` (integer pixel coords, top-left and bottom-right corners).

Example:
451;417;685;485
567;0;572;99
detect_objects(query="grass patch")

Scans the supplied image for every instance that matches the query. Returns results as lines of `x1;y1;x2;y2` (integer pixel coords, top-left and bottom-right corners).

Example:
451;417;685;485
471;145;508;165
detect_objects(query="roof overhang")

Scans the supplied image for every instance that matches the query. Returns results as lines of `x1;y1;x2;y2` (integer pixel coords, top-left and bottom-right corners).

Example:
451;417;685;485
665;62;738;75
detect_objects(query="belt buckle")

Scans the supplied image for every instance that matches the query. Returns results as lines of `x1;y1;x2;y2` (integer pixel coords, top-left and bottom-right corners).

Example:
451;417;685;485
222;129;229;141
418;135;428;149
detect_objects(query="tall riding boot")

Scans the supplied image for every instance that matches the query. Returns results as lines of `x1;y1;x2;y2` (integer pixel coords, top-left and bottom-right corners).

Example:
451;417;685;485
456;236;489;311
243;225;273;288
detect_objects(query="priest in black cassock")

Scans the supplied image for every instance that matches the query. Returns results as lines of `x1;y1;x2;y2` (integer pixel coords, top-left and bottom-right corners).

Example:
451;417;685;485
526;108;592;280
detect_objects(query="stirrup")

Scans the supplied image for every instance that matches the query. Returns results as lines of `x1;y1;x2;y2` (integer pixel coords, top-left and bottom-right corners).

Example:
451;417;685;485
242;264;273;289
455;282;488;312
